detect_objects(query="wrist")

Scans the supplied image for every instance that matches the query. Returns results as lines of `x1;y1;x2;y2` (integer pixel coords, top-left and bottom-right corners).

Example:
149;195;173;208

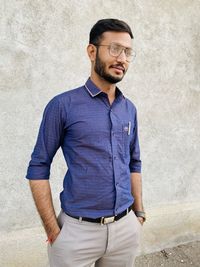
46;229;60;244
45;225;60;238
134;210;146;222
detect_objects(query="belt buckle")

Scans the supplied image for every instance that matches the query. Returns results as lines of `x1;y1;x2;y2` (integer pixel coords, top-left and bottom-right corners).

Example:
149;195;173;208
101;216;115;225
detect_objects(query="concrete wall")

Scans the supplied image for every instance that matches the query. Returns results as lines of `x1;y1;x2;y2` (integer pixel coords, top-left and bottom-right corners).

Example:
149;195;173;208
1;0;200;266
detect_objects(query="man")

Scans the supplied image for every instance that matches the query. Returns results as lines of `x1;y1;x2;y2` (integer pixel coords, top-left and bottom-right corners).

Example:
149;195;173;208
26;18;146;267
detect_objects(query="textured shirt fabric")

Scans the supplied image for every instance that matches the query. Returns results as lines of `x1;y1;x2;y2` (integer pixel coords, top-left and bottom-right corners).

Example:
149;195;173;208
26;78;141;218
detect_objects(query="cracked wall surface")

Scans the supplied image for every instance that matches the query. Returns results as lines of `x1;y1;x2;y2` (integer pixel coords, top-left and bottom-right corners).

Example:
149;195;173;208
0;0;200;266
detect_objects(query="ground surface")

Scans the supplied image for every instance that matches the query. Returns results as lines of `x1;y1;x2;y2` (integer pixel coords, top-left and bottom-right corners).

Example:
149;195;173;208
135;241;200;267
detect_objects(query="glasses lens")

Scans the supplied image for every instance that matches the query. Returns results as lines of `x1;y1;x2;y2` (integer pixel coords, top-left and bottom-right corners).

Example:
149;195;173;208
109;43;122;57
109;43;136;62
125;49;136;62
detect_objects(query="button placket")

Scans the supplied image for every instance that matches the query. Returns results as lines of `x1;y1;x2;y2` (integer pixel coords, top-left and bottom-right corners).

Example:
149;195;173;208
109;108;122;214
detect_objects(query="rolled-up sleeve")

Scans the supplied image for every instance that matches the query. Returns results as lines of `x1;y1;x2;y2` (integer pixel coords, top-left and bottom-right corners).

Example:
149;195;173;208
129;109;142;173
26;97;65;179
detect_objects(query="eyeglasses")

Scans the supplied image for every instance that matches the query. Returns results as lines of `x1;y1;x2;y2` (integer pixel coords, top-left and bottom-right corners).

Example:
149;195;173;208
94;42;136;62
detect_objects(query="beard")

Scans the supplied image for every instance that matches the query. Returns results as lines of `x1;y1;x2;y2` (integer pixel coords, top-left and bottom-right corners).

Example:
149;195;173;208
94;50;126;84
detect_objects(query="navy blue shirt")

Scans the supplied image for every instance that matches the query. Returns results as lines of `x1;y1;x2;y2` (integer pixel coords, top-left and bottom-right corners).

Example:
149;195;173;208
26;78;141;218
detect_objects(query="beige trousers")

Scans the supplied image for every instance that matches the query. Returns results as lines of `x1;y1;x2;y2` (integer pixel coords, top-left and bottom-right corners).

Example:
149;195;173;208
48;210;141;267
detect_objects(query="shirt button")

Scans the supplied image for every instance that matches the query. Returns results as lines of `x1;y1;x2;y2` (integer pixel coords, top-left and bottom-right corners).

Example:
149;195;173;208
114;156;117;160
112;132;115;136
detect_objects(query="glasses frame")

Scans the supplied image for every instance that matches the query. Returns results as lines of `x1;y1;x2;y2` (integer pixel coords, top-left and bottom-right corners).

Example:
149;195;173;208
93;42;136;62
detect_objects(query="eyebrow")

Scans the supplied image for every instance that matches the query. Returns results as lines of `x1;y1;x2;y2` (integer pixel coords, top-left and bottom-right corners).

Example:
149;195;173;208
111;42;132;49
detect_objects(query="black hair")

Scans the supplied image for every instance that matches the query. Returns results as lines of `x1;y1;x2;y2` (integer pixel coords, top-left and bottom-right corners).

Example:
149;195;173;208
89;18;133;45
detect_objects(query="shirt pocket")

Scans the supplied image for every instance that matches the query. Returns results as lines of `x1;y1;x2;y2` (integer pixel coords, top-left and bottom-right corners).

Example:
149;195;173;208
122;122;132;157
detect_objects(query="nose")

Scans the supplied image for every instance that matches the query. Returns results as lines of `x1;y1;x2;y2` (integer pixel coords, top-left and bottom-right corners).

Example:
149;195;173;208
116;49;127;63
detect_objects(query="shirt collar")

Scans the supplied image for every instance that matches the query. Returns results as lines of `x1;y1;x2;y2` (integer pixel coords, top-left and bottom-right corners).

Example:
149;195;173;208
84;78;101;97
84;78;124;100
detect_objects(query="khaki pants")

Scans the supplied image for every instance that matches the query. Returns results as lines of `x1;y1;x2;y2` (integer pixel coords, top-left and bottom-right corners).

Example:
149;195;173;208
48;210;141;267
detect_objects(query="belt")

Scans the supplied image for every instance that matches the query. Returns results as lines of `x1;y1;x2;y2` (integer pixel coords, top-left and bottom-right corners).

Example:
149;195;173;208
65;205;132;225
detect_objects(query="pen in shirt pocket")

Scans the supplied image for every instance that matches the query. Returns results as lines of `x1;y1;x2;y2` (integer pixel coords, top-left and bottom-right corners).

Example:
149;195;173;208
128;121;131;135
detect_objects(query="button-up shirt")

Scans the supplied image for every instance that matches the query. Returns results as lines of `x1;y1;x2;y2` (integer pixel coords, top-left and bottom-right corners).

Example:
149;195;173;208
26;78;141;218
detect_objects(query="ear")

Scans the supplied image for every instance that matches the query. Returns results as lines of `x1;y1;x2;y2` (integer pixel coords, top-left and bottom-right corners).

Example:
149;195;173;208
87;44;97;62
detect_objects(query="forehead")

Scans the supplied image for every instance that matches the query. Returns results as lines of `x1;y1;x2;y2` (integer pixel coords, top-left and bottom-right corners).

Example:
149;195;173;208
100;31;132;48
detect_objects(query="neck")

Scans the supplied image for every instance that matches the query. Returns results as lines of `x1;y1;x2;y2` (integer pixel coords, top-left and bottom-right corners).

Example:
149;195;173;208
90;72;116;99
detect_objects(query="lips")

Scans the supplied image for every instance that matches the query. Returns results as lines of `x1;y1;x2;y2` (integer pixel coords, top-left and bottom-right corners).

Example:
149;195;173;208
110;65;125;73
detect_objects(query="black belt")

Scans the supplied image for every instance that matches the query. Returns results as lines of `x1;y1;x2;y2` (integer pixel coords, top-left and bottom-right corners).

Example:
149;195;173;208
65;205;132;225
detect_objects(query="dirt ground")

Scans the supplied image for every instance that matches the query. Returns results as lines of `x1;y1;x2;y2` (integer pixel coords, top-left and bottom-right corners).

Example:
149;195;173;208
135;241;200;267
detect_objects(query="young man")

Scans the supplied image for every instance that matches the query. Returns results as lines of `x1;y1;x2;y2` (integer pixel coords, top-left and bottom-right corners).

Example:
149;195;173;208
26;18;146;267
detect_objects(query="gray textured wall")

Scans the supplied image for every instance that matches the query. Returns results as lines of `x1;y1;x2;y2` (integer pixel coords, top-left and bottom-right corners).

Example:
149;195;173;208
1;0;200;266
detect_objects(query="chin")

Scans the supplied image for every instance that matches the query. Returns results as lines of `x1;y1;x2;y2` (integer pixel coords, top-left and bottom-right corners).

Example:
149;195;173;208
104;75;124;84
